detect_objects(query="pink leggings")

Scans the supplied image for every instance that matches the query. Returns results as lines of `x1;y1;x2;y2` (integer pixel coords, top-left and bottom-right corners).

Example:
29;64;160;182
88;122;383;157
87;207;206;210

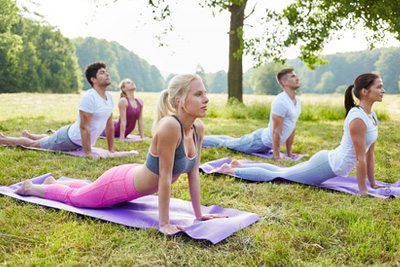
45;164;145;208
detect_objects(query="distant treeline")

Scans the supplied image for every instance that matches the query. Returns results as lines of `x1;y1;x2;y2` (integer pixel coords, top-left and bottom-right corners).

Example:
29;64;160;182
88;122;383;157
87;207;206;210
248;48;400;95
74;37;164;92
1;0;399;94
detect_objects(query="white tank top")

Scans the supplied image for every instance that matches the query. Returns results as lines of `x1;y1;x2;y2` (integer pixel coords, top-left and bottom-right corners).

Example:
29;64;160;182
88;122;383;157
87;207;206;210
328;107;378;177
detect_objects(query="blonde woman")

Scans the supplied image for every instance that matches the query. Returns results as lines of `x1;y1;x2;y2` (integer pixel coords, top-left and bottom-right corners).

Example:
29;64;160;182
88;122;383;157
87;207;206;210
102;78;144;140
15;74;227;234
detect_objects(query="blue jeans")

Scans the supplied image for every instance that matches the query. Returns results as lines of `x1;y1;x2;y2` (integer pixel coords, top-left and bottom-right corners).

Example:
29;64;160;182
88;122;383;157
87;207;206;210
203;128;271;153
234;150;336;185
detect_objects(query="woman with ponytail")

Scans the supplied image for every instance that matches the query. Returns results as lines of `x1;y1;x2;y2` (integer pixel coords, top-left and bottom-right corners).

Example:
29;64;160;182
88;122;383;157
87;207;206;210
110;78;144;140
214;73;387;195
14;74;227;235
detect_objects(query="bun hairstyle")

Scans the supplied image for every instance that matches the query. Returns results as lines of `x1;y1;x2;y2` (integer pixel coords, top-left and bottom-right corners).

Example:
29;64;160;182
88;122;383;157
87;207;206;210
344;73;380;117
152;74;202;134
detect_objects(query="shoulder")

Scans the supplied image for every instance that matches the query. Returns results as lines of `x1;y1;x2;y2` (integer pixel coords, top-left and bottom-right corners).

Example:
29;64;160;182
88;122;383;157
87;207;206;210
155;116;181;140
347;107;367;126
272;92;288;105
194;119;205;136
118;97;128;106
137;98;144;106
79;89;96;104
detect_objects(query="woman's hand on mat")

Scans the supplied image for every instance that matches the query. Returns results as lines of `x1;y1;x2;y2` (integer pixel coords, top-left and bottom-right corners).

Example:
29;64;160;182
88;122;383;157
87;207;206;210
84;153;99;160
197;213;228;220
159;224;186;235
371;183;390;189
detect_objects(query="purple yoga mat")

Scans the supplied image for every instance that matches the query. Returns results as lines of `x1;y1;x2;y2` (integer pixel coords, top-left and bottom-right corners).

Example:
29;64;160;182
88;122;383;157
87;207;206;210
48;129;151;142
99;134;151;142
2;145;139;158
0;174;260;244
200;158;399;199
202;144;308;161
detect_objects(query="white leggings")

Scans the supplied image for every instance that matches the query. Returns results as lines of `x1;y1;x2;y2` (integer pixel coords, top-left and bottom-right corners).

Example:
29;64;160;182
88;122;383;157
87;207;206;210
234;150;336;185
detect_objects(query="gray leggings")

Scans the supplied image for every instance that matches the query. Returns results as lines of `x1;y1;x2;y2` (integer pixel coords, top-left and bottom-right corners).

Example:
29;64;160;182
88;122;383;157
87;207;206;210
234;150;336;185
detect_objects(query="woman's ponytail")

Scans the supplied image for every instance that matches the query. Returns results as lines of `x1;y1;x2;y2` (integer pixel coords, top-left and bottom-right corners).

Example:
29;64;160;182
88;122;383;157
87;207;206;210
344;85;355;118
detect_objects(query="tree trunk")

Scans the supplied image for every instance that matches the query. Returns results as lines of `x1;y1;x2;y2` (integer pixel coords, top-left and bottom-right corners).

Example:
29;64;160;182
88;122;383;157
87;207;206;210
228;0;247;102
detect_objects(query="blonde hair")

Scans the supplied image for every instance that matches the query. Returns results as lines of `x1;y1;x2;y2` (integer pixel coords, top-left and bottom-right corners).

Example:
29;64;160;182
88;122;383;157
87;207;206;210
152;74;202;134
118;78;132;98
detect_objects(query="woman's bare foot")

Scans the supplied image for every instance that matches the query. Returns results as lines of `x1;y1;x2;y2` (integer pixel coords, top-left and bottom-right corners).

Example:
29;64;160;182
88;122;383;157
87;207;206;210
230;160;242;168
14;180;34;196
214;163;235;175
0;132;5;138
43;176;56;184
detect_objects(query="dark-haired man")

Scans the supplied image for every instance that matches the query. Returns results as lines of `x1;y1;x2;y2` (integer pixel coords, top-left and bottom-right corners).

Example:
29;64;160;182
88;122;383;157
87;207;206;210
1;62;114;159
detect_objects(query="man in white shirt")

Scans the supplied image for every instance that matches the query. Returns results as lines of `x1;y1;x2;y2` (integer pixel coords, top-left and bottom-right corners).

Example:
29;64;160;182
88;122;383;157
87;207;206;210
203;68;301;161
0;62;115;160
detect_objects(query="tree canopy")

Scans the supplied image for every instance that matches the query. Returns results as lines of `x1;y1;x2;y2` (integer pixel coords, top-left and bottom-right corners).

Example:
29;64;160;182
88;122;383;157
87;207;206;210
145;0;400;102
0;0;82;93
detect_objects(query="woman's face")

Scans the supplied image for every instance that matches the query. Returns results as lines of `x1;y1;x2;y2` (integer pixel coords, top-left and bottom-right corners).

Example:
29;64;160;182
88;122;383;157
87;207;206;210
365;78;385;102
182;79;209;118
123;80;136;91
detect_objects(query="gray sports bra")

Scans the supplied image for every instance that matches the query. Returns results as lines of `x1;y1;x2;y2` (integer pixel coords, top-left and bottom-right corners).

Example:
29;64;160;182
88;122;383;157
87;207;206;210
145;115;199;177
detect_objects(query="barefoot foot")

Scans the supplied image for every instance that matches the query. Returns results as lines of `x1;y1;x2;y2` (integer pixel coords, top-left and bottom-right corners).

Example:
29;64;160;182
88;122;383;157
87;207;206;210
43;176;56;184
230;160;242;168
21;130;30;138
214;163;235;175
14;180;34;196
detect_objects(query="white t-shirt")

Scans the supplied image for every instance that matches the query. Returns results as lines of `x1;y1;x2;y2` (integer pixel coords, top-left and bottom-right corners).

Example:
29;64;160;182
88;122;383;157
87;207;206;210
328;107;378;177
261;91;302;147
68;89;114;146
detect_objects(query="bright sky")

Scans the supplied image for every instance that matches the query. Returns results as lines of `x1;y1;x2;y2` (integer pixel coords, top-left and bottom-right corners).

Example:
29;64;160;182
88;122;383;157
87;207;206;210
17;0;400;77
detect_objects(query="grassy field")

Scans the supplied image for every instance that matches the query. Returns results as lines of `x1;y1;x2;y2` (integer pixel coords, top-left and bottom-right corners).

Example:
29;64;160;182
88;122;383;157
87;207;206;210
1;92;400;266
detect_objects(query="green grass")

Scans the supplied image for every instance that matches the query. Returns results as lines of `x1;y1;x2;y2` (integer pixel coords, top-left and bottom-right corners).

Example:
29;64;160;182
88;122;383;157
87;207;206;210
1;92;400;266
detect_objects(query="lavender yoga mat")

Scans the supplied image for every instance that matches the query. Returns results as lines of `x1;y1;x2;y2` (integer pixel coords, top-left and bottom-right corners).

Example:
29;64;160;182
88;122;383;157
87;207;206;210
202;144;308;161
0;174;260;244
100;134;151;142
48;129;151;142
2;145;139;158
200;158;399;199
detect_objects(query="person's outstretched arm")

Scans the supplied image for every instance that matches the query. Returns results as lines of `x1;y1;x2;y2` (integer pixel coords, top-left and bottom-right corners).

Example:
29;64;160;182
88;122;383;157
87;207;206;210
117;98;128;141
187;120;228;220
156;118;185;235
137;99;144;139
79;110;94;159
285;129;296;157
272;114;284;161
349;118;368;194
104;114;114;152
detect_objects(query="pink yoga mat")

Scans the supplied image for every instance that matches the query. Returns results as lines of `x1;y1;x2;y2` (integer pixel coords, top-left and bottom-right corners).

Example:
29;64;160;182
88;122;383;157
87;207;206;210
0;174;260;244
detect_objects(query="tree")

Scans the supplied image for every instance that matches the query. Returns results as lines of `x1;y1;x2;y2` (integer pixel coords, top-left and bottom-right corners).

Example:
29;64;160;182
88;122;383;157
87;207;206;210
117;0;400;101
249;62;287;95
256;0;400;69
375;47;400;93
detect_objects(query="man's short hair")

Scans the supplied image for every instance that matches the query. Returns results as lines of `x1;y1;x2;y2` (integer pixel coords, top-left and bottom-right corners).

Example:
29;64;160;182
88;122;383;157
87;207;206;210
276;68;294;85
84;62;107;87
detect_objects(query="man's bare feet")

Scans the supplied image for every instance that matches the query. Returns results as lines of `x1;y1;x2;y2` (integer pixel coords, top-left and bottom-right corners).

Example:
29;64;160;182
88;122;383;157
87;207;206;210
14;180;34;196
43;176;56;184
214;163;235;175
230;160;242;168
21;130;30;138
